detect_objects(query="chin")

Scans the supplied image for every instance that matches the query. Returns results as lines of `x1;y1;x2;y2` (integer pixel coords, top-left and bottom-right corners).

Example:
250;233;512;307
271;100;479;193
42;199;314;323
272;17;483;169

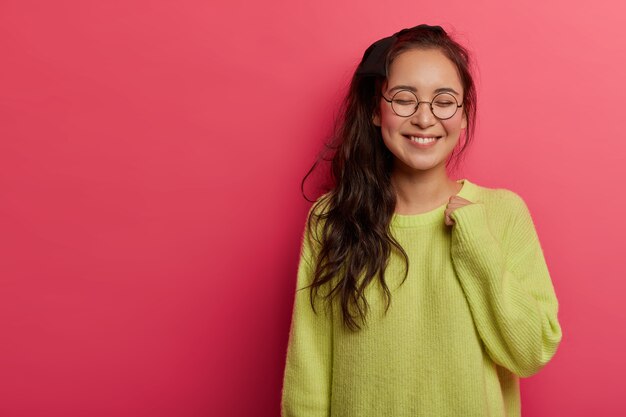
396;157;443;172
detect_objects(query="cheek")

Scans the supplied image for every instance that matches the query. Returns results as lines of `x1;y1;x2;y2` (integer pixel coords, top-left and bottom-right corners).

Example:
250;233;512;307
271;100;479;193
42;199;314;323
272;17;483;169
441;112;464;131
380;106;401;129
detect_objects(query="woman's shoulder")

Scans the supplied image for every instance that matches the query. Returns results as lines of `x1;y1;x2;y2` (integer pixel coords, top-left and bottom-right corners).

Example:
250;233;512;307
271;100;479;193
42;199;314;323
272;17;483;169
464;179;534;233
465;179;528;211
307;191;333;219
301;191;333;246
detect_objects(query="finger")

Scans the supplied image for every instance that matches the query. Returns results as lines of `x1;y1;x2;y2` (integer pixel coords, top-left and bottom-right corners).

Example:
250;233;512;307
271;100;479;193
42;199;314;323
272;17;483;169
450;196;472;204
447;200;472;209
446;203;464;210
449;198;469;206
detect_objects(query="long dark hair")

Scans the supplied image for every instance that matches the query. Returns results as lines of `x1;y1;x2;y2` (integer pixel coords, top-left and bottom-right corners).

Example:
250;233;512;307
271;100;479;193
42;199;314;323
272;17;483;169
300;25;478;331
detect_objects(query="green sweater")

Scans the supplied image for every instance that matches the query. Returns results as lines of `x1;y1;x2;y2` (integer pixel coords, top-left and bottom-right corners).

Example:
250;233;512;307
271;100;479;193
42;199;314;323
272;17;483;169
281;178;562;417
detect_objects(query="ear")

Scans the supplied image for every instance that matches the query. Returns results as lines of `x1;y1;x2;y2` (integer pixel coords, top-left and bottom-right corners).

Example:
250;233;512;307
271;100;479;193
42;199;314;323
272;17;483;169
372;111;381;127
461;109;467;130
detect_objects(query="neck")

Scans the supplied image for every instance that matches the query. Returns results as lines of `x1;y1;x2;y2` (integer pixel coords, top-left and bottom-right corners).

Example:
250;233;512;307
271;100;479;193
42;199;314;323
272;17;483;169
390;167;461;215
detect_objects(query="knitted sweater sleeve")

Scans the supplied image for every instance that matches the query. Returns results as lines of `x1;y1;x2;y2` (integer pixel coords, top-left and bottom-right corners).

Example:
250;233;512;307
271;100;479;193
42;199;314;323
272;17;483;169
281;206;333;417
449;192;562;378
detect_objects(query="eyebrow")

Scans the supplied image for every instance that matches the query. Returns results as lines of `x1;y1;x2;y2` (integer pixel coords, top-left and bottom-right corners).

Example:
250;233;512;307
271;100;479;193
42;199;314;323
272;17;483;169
388;85;460;96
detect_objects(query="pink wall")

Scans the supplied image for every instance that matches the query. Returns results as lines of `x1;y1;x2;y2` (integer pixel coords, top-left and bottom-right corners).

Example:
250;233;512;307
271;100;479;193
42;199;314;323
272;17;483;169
1;0;624;415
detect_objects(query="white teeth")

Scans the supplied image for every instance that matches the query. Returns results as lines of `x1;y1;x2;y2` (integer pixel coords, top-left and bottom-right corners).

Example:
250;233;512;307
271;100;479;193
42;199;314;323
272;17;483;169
410;136;437;143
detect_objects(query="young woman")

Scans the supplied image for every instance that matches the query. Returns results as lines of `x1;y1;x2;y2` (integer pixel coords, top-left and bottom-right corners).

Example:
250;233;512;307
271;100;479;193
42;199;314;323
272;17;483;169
281;24;562;417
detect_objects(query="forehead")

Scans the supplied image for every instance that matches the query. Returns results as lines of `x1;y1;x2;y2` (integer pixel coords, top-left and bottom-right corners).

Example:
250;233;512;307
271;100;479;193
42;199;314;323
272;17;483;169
385;48;463;94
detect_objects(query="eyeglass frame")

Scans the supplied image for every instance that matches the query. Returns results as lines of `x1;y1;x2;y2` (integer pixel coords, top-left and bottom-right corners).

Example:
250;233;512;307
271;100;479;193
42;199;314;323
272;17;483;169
381;89;463;120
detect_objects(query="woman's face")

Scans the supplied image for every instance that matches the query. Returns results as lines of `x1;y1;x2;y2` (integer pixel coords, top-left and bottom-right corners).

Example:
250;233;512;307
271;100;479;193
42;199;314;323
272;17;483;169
373;48;467;173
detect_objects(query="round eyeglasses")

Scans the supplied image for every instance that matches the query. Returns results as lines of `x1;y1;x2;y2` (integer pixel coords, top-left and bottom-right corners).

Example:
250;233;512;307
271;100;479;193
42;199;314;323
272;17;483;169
381;90;463;119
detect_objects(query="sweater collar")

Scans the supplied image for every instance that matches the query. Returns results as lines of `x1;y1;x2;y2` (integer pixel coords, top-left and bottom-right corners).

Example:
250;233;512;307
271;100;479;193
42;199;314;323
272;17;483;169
390;178;480;227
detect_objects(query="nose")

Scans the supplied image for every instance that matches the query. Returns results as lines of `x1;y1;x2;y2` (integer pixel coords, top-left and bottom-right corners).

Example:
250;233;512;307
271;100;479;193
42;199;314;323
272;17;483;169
410;101;436;128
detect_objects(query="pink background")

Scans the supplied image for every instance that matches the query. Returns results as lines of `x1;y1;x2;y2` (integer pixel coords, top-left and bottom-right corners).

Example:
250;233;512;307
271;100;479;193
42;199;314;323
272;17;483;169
1;0;624;416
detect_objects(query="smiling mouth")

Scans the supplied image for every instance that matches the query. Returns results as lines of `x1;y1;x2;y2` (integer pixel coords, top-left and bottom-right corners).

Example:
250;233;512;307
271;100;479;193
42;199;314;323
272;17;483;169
403;135;442;143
